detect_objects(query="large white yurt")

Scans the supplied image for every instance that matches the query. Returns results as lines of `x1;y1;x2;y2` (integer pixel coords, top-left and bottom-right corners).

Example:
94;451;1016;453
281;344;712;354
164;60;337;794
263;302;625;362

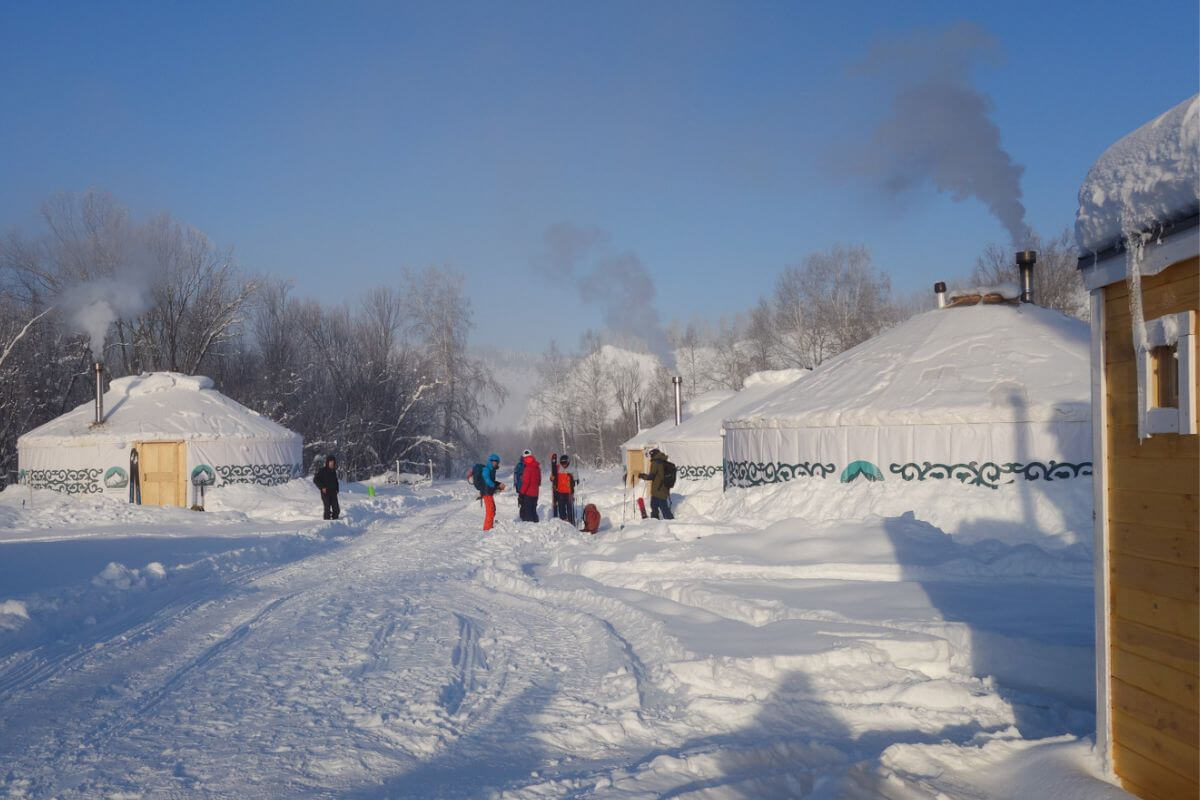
18;372;303;506
652;369;807;482
723;301;1092;490
622;388;735;486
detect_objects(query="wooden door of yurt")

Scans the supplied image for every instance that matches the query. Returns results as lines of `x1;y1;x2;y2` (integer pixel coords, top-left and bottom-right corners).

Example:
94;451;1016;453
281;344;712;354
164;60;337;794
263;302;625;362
138;441;187;507
627;448;645;488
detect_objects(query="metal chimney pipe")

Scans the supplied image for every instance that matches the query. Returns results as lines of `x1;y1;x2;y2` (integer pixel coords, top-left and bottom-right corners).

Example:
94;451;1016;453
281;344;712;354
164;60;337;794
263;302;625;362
93;361;104;425
634;399;642;432
934;281;947;309
672;376;683;425
1016;250;1036;304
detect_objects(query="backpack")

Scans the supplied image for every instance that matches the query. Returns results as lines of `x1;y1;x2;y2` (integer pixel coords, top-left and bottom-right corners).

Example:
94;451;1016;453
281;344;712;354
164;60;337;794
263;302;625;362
661;460;677;490
469;463;487;492
582;503;601;534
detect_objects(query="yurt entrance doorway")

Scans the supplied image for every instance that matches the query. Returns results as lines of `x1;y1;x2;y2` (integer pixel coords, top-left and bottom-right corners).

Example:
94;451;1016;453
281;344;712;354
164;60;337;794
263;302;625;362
137;441;186;507
626;448;645;488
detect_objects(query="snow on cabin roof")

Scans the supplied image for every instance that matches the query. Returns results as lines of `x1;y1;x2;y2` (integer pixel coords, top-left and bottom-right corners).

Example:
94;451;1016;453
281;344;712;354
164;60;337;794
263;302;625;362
621;389;736;450
725;304;1090;429
1075;94;1199;254
18;372;300;447
742;368;809;389
656;371;807;447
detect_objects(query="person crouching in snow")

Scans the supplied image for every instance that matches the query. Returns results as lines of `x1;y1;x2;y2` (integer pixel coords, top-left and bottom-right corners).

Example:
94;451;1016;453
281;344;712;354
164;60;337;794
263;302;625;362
518;450;541;522
638;448;674;520
480;453;505;531
314;455;341;520
554;455;576;524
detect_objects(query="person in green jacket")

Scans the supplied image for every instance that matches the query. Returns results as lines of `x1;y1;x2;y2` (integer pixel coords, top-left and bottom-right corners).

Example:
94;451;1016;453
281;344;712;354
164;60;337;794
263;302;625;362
638;448;674;520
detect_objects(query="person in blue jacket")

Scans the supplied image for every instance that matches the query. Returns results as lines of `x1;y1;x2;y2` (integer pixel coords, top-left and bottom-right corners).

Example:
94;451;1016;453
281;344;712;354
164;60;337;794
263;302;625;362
480;453;504;530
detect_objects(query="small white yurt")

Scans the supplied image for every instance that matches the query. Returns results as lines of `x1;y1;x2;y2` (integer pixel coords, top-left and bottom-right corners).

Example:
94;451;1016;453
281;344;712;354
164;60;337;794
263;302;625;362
18;372;303;506
723;301;1092;490
622;388;735;486
652;369;807;482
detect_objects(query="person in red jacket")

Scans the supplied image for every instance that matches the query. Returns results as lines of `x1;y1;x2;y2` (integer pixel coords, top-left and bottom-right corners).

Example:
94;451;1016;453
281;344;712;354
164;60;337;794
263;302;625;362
518;451;541;522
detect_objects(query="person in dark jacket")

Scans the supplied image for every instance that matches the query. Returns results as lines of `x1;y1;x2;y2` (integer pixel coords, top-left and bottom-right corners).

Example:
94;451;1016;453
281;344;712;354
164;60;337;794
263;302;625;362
513;451;529;512
638;448;673;520
518;451;541;522
314;455;340;520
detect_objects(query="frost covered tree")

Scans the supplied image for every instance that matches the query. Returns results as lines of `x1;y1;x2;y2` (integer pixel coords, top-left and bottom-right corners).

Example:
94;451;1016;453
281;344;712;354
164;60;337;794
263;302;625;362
405;268;505;478
137;216;260;375
773;244;894;368
570;334;612;466
527;341;575;453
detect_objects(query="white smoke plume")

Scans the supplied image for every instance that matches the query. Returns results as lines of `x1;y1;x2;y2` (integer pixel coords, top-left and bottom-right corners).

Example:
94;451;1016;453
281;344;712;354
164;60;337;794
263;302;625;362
55;235;157;357
539;223;677;371
845;23;1032;247
58;278;152;354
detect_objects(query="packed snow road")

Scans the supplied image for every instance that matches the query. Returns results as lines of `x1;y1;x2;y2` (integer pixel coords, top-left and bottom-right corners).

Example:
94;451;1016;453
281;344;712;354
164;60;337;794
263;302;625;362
0;478;1127;799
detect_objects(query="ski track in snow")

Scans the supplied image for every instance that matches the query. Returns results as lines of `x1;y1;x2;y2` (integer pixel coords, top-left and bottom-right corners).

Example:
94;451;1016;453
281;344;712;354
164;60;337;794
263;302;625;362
0;479;1115;799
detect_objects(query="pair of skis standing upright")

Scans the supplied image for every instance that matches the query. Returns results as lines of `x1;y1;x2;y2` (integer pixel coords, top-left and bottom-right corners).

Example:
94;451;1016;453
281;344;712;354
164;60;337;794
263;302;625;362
549;452;602;534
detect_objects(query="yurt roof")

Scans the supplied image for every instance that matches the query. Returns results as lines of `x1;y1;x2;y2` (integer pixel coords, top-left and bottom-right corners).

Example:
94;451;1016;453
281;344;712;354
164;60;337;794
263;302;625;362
656;370;807;447
1076;94;1199;254
622;389;736;450
18;372;300;448
726;304;1090;429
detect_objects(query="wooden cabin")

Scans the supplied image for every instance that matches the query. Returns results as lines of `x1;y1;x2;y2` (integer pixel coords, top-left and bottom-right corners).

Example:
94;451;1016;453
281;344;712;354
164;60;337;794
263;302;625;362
1077;94;1199;799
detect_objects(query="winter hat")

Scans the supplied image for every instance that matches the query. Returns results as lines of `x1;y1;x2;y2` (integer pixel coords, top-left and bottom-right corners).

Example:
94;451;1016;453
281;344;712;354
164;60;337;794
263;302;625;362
488;453;500;463
522;449;532;457
560;455;570;465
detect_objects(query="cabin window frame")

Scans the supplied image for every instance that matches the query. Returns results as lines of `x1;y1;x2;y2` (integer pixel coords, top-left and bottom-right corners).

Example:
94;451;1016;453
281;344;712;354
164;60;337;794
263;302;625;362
1139;310;1197;436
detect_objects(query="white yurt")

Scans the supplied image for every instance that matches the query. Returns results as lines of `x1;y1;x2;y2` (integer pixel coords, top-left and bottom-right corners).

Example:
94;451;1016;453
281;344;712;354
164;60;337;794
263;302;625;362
622;388;736;485
18;372;303;506
723;301;1092;490
651;369;807;482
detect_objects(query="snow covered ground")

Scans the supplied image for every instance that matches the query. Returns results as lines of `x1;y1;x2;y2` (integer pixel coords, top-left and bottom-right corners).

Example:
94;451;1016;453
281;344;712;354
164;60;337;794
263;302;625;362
0;473;1129;799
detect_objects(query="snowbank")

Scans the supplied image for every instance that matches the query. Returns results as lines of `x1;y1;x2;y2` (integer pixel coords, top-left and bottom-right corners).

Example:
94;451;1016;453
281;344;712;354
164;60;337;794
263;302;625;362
1075;94;1199;253
0;467;1108;799
684;474;1093;551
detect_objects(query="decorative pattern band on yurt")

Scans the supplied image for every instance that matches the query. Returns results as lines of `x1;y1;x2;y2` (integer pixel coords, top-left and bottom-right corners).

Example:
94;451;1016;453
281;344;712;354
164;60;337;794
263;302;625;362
722;303;1093;490
17;373;302;500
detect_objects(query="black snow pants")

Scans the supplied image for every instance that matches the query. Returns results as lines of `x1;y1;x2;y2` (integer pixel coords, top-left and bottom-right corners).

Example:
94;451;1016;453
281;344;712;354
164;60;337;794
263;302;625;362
650;496;673;520
322;491;340;520
554;493;575;525
518;493;539;522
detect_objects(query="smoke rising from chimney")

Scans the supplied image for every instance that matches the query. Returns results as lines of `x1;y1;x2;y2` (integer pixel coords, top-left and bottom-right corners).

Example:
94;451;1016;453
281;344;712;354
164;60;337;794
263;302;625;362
539;223;677;371
55;238;156;356
844;23;1032;248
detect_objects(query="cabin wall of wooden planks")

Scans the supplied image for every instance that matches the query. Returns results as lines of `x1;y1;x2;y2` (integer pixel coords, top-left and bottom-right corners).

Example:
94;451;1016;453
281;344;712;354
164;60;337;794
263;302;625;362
1103;257;1199;800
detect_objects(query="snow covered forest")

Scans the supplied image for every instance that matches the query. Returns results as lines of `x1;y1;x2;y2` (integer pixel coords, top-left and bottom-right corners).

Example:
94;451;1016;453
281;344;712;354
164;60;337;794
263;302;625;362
0;191;503;482
0;191;1090;480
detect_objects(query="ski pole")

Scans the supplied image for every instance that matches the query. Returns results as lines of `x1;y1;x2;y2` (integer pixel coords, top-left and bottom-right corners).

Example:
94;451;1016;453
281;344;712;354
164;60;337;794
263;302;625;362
620;475;628;530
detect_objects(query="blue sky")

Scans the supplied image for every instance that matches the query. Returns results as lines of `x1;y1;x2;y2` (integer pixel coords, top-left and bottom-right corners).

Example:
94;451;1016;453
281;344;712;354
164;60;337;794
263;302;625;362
2;1;1197;351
